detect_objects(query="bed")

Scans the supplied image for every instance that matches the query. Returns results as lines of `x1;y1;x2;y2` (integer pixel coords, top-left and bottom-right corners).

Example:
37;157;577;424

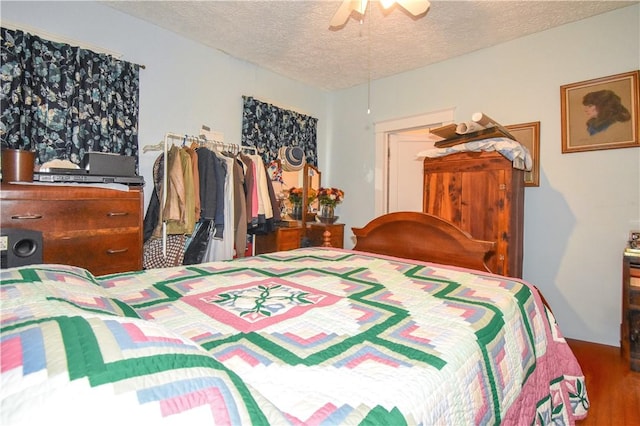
1;212;588;425
351;211;497;273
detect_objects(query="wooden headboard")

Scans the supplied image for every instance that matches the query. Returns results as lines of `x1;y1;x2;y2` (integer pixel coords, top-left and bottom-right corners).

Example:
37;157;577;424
352;211;496;273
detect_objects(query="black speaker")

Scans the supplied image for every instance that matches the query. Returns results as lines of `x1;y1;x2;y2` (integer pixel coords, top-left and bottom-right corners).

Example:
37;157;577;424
1;229;43;268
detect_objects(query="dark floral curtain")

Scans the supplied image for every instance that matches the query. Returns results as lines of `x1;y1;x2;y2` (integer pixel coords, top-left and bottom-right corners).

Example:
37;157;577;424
241;96;318;166
0;27;140;167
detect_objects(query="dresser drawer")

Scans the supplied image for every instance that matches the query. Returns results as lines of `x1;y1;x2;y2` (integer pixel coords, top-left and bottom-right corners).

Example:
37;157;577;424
254;226;303;254
44;231;141;275
1;199;140;232
277;228;303;251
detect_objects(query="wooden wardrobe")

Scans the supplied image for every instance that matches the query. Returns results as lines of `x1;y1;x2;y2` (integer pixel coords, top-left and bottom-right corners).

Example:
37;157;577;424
423;151;525;278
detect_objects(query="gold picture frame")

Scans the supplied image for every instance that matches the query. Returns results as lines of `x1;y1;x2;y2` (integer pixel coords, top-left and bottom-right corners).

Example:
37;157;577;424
560;70;639;153
505;121;540;187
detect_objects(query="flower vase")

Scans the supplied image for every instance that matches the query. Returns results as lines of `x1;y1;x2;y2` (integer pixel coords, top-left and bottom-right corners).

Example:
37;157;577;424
318;204;337;224
291;203;303;220
319;204;334;219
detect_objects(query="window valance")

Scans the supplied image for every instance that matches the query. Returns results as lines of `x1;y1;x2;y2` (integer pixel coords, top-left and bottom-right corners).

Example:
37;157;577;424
241;96;318;167
0;27;140;167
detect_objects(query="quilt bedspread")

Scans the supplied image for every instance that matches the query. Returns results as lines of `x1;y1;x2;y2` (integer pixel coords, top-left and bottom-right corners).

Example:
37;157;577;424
0;264;287;425
1;248;588;425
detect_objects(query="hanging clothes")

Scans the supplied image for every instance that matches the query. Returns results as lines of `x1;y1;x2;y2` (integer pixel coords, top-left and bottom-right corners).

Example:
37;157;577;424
185;146;201;223
196;147;226;234
244;153;278;235
143;153;164;243
202;152;235;262
232;154;248;258
183;147;225;265
142;132;270;268
143;154;186;268
239;153;258;231
211;152;227;240
163;145;196;235
179;146;197;234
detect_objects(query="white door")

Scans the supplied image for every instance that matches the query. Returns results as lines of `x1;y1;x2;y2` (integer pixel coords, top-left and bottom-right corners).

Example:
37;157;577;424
387;133;435;212
374;107;455;217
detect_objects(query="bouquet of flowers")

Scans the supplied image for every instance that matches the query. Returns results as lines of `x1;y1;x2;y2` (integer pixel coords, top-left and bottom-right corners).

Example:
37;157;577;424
307;188;317;204
317;187;345;208
288;187;304;205
288;187;317;205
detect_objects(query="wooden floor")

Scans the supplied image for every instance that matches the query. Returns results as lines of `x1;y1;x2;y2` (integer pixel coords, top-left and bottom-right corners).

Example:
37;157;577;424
567;339;640;425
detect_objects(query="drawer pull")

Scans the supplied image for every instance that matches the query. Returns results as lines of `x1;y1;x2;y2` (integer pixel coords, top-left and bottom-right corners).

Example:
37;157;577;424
106;248;129;254
11;214;43;220
107;212;129;217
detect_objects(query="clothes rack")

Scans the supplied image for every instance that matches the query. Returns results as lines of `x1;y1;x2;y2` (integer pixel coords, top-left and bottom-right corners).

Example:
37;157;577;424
143;132;257;257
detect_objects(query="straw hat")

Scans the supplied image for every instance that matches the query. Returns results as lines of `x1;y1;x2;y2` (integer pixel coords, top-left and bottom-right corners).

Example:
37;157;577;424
279;146;305;171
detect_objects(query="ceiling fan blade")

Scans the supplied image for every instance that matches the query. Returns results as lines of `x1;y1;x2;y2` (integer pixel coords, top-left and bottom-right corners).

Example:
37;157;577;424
396;0;430;16
330;0;356;27
354;0;369;15
330;0;367;28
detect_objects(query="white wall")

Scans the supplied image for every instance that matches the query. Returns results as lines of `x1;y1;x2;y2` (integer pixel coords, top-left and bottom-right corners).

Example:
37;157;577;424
329;5;640;346
1;1;329;211
2;1;639;346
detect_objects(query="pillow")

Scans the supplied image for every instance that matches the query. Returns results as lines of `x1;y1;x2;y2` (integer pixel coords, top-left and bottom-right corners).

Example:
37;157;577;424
0;264;139;319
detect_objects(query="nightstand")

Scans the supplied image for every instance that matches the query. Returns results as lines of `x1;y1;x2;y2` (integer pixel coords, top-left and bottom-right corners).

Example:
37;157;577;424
622;252;640;371
306;222;345;248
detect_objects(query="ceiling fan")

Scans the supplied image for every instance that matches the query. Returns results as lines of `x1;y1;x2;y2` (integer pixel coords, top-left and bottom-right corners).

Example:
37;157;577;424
329;0;431;28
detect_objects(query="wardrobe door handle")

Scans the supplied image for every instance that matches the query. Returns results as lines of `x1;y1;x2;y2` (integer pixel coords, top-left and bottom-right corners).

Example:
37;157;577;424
106;248;128;255
107;212;129;217
11;214;43;220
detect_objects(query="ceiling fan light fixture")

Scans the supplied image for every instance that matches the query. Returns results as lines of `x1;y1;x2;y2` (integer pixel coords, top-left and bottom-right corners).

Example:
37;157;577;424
380;0;396;10
330;0;431;28
396;0;431;16
355;0;369;15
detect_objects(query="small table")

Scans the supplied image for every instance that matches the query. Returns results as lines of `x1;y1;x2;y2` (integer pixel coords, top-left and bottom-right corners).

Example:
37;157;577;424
622;251;640;372
306;222;345;248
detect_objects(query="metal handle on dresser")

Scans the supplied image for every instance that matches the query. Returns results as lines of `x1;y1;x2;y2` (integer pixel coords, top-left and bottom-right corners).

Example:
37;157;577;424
107;212;129;217
106;248;129;254
11;214;43;220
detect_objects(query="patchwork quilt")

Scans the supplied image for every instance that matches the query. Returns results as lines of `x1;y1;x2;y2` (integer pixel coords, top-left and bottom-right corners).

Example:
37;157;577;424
1;248;589;425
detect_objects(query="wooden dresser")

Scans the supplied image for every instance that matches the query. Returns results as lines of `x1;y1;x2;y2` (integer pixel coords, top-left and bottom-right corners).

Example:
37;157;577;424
423;151;525;277
0;183;143;276
254;222;345;255
254;225;304;255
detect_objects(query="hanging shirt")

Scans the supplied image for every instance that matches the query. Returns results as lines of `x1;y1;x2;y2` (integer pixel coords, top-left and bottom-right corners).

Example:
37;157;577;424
184;147;201;222
232;155;248;258
239;154;257;229
203;153;235;262
197;147;224;228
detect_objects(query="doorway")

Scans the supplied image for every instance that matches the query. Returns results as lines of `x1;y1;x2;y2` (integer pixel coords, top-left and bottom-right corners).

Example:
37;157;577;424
374;108;455;216
387;132;432;212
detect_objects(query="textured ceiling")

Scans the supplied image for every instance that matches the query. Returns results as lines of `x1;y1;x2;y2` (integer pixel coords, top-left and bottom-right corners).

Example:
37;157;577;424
103;1;637;91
